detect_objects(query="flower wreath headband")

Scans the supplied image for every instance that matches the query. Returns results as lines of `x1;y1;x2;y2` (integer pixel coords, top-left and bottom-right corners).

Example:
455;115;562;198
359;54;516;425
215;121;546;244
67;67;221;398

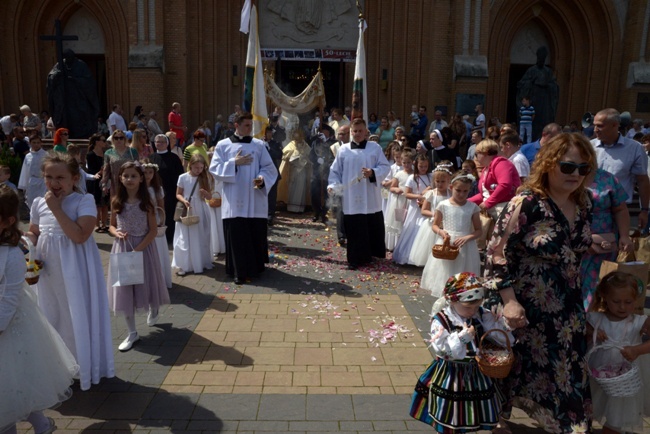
451;173;476;184
140;162;159;171
434;161;454;176
434;166;453;176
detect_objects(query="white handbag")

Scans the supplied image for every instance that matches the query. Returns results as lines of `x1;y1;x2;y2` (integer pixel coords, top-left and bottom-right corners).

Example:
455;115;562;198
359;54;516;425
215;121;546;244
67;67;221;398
109;238;144;287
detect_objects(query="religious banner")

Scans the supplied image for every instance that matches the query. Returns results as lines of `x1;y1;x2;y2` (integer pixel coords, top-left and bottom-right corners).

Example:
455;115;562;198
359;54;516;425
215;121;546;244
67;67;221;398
351;17;367;123
242;3;268;138
264;70;326;115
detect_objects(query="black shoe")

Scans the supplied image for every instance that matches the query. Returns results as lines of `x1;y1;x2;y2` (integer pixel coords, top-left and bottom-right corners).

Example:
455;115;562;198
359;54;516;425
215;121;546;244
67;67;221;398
347;264;358;270
338;238;347;247
311;214;320;222
267;217;274;226
234;277;245;285
321;215;328;224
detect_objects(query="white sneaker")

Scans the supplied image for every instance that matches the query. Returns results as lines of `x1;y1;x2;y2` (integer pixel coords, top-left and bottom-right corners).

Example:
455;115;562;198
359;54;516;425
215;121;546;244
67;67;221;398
147;309;159;326
176;269;186;276
118;332;139;351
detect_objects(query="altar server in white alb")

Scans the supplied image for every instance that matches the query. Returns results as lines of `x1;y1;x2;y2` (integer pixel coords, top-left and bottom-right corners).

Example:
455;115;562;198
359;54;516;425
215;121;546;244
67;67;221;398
209;112;278;285
328;118;391;269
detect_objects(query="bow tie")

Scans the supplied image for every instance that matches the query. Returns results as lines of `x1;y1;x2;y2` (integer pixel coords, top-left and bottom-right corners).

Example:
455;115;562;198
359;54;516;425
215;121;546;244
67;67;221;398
232;135;253;143
351;140;367;149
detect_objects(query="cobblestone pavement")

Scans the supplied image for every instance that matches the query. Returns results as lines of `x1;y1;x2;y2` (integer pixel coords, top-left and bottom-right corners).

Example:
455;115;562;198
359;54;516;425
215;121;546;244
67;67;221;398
18;213;649;433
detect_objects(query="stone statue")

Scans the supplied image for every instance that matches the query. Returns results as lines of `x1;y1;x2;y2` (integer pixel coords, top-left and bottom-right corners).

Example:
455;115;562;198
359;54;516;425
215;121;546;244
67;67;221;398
46;49;99;139
516;46;559;141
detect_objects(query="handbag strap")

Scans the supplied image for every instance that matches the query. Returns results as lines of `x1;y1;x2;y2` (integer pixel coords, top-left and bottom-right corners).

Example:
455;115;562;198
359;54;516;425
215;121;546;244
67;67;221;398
186;177;200;201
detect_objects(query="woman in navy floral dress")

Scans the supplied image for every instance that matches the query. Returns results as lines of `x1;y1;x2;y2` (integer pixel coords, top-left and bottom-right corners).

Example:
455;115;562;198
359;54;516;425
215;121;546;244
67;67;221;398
483;133;597;433
579;169;631;310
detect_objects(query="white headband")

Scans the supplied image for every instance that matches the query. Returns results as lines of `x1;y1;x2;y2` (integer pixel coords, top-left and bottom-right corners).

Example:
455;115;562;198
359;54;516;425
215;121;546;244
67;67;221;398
451;173;476;184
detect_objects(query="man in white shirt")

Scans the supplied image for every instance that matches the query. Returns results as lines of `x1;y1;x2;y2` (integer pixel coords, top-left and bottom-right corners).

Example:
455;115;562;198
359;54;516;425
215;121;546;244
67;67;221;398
499;131;530;183
107;104;127;132
0;113;19;137
428;110;448;134
592;108;650;229
472;104;485;137
328;108;350;134
328;118;390;269
147;111;164;136
209;112;278;284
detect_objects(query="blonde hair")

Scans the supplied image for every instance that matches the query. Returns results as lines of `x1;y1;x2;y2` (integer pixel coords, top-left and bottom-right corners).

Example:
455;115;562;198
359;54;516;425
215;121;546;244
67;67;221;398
188;154;212;192
475;139;499;156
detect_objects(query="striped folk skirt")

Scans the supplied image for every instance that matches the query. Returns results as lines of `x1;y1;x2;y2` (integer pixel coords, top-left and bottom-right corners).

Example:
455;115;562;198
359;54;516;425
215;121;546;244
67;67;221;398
410;358;504;433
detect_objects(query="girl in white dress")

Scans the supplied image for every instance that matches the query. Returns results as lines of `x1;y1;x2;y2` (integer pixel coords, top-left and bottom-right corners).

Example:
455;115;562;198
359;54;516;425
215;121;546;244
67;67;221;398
408;162;452;266
381;142;401;216
142;160;172;289
207;178;225;256
172;154;213;275
420;171;481;297
24;153;114;391
385;148;413;251
0;185;77;434
393;154;432;264
587;271;650;434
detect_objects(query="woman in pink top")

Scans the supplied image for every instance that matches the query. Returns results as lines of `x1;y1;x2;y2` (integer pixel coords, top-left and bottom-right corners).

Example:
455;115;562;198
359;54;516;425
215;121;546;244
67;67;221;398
469;139;521;219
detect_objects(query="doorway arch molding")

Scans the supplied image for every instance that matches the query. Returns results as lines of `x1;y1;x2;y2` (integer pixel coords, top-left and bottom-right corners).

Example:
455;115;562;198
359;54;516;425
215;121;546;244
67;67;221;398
11;0;129;112
486;0;621;124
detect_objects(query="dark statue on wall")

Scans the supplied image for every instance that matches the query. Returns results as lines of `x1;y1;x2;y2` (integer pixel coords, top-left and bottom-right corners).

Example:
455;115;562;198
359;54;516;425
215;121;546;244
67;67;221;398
46;49;99;139
516;46;559;141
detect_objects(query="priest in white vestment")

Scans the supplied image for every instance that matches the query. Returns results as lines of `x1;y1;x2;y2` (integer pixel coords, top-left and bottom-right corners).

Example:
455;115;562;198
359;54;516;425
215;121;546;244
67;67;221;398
209;113;278;284
328;118;391;269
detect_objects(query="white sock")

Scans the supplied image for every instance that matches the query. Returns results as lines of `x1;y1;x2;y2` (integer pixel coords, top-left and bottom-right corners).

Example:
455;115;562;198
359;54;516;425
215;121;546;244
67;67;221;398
125;315;137;335
27;411;49;433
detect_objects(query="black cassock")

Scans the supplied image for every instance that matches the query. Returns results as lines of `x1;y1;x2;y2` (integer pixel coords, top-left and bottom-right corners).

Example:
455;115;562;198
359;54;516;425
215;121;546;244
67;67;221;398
150;151;185;243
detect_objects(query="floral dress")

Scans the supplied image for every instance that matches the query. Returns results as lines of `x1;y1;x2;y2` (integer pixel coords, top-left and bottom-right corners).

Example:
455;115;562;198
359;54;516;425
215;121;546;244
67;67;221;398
579;169;627;310
483;191;593;434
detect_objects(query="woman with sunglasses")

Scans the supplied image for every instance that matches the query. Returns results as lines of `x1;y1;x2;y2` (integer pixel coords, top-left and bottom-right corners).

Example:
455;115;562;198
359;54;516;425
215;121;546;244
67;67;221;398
101;130;138;198
483;133;597;433
53;128;71;153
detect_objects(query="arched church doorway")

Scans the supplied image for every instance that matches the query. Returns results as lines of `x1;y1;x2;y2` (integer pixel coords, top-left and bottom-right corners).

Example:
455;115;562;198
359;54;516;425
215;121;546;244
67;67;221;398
506;21;552;141
62;8;107;119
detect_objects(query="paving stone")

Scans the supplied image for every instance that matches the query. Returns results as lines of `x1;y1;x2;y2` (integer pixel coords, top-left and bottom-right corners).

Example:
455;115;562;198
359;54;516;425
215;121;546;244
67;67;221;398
257;394;306;421
306;395;354;421
195;394;260;421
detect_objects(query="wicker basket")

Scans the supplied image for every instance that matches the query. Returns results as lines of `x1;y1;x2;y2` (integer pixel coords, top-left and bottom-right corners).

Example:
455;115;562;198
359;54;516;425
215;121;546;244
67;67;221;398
475;329;515;379
181;206;199;226
208;192;222;208
21;236;43;285
586;344;642;397
25;260;44;285
431;237;459;260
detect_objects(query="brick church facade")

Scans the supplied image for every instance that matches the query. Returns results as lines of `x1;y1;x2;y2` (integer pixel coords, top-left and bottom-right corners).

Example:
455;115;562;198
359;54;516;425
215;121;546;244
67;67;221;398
1;0;650;132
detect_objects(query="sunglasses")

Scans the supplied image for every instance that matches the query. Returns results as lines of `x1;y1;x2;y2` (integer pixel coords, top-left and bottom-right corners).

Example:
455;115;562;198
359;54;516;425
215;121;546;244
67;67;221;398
558;161;591;176
61;132;69;136
113;136;126;140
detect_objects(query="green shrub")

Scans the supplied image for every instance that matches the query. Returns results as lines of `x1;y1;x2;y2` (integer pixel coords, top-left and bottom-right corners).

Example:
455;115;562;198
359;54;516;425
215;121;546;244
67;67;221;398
0;143;22;185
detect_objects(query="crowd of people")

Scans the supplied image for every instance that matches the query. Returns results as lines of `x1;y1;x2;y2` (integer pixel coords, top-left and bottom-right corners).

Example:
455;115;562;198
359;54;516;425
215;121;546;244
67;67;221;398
2;100;650;434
